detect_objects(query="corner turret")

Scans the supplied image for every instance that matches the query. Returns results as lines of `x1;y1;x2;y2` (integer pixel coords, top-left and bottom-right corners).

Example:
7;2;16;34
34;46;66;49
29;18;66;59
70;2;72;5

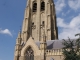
14;31;22;60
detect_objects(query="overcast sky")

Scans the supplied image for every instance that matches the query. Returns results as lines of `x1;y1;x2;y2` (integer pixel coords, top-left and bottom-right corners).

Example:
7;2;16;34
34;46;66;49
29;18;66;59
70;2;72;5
0;0;80;60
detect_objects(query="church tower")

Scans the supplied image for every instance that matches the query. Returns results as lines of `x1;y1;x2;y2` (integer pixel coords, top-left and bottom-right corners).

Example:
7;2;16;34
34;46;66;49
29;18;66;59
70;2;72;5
14;0;58;60
21;0;58;42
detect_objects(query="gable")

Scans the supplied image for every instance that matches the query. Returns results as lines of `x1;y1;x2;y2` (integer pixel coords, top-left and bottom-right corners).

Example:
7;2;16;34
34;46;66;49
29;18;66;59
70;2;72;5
21;37;40;56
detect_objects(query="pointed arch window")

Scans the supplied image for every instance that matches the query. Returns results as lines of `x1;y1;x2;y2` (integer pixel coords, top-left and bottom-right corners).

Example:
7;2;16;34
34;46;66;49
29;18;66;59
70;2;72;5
25;47;34;60
33;3;37;12
41;1;45;11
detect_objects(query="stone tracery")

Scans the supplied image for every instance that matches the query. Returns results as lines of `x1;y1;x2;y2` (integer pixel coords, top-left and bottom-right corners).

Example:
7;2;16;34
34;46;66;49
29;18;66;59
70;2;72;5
25;47;34;60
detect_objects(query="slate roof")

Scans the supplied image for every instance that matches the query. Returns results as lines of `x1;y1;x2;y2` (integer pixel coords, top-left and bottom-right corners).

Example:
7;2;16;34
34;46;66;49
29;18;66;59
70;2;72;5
35;39;76;49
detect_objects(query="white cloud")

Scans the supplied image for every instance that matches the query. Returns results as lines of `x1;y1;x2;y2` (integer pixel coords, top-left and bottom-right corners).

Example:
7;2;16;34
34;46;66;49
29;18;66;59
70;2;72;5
62;12;66;16
55;0;66;13
59;28;80;39
69;14;80;28
68;0;80;10
0;29;12;36
57;18;69;28
57;14;80;39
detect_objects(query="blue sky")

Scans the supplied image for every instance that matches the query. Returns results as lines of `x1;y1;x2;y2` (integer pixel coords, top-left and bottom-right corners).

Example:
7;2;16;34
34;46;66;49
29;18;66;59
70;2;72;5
0;0;80;60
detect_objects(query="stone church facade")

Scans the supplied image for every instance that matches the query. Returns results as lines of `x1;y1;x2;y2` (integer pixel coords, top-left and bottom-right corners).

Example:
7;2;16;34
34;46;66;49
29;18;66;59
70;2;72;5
14;0;64;60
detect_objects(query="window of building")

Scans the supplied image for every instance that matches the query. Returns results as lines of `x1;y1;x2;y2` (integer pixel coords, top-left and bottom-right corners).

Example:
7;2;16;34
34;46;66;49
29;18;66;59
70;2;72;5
32;22;34;25
42;21;45;25
41;2;45;11
25;47;34;60
33;3;37;12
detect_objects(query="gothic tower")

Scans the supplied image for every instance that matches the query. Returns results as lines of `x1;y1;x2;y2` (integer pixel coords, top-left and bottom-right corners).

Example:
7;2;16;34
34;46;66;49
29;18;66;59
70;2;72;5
14;0;58;60
21;0;58;42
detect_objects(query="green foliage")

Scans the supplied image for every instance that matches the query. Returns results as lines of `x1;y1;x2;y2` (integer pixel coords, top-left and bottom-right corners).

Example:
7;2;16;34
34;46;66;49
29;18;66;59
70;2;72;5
62;37;80;60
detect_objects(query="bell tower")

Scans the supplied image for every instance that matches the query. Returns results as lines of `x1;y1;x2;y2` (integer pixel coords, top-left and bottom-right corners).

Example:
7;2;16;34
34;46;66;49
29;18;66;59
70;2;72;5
14;0;58;60
21;0;58;42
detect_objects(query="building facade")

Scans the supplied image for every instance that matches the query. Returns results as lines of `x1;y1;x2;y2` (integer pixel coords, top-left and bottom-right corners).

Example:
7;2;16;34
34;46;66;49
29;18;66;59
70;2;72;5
14;0;64;60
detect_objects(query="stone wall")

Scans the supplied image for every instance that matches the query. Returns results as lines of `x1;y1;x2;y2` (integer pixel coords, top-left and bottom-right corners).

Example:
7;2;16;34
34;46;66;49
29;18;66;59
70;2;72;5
46;55;64;60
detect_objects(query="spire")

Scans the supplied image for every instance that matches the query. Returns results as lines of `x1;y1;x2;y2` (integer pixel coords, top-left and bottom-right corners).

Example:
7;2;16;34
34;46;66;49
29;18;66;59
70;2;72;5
18;26;21;38
14;27;22;59
16;27;22;45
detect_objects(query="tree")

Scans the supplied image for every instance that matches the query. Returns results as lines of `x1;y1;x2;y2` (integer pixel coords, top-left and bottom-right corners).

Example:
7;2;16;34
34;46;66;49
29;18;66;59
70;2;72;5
62;37;80;60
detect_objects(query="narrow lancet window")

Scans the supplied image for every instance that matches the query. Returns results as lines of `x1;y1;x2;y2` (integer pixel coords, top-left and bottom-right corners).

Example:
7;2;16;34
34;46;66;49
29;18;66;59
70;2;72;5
41;2;45;11
32;22;34;25
42;21;45;26
33;3;37;12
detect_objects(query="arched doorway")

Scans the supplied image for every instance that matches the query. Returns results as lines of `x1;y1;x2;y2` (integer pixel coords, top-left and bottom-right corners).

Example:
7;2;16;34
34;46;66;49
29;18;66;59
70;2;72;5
25;47;34;60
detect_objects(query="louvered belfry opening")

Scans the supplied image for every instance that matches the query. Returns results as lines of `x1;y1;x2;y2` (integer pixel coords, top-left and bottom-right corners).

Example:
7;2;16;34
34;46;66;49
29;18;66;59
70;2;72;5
33;3;37;12
41;1;45;11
